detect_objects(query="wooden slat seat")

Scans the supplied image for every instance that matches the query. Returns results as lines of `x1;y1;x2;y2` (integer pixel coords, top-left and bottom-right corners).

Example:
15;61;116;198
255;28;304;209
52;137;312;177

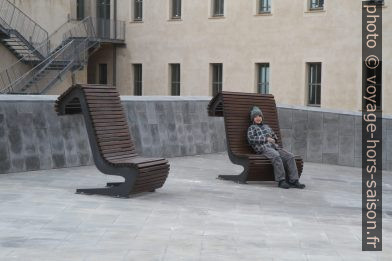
208;91;303;183
55;84;170;197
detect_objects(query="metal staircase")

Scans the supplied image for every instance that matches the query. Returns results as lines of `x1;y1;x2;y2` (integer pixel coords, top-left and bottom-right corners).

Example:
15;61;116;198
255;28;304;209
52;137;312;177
0;17;100;94
0;0;48;63
17;37;99;94
0;0;126;94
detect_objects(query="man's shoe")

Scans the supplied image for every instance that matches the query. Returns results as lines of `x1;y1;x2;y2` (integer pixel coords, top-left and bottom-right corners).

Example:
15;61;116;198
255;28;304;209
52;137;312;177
278;180;290;189
288;180;305;189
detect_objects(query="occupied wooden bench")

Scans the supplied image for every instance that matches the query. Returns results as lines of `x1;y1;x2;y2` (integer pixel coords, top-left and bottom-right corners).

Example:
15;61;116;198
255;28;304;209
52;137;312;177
208;91;303;183
55;84;170;197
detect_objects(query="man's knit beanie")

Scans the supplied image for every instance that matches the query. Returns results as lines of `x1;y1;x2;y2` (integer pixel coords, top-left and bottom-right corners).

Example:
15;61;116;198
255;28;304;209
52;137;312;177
250;106;263;121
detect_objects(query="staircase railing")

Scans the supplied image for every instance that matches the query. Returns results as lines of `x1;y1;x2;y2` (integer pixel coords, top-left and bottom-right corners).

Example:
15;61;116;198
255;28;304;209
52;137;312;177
7;38;95;94
0;17;96;93
91;17;125;41
0;15;126;94
0;0;48;51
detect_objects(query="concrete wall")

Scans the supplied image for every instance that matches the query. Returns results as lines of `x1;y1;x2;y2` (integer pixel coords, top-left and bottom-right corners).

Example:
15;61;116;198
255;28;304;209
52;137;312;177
0;96;226;174
0;96;391;174
277;105;392;170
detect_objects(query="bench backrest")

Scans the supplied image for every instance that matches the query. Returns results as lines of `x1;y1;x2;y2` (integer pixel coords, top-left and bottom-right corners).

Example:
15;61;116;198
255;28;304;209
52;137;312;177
208;91;282;156
55;84;138;163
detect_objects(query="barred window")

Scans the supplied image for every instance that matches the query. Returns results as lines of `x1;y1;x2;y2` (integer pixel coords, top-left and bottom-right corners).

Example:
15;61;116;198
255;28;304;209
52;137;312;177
307;63;321;106
170;64;181;96
212;0;224;16
259;0;271;13
134;0;143;21
257;63;270;94
133;64;142;96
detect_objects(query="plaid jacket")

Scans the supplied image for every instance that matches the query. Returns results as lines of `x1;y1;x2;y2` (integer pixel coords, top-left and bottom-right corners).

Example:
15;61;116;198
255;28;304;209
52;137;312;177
247;123;279;154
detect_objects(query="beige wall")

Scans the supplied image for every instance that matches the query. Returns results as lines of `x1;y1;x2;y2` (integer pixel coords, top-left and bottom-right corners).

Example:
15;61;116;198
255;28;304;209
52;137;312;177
45;69;87;95
12;0;72;35
119;0;391;114
0;45;31;92
0;44;29;72
87;44;114;85
2;0;390;114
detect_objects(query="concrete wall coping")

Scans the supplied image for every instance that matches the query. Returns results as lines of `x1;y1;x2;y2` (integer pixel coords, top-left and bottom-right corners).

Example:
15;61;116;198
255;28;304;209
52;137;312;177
0;95;212;102
1;95;391;119
121;96;212;101
0;95;59;101
278;104;392;119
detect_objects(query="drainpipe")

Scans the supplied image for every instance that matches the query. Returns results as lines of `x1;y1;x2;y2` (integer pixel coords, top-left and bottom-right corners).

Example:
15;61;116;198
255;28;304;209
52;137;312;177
113;0;117;86
114;0;117;38
113;46;116;86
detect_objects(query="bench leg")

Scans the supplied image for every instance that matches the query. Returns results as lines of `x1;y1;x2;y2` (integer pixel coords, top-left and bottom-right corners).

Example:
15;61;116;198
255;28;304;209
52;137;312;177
218;169;248;184
76;187;130;198
77;178;135;198
106;182;122;187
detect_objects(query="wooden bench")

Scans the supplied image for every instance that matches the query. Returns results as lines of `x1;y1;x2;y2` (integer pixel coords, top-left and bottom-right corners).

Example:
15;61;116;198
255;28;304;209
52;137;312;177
55;84;170;197
208;91;303;183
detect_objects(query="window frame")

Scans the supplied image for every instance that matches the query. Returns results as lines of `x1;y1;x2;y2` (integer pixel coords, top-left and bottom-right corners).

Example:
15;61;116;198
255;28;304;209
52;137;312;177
76;0;85;20
307;63;322;106
133;64;142;96
98;63;108;85
309;0;324;10
211;63;223;96
258;0;271;14
212;0;224;17
257;63;270;94
171;0;182;19
134;0;143;21
170;64;181;96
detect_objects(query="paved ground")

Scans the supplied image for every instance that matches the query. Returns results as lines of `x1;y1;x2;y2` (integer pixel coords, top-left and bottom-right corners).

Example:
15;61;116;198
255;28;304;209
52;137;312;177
0;153;391;261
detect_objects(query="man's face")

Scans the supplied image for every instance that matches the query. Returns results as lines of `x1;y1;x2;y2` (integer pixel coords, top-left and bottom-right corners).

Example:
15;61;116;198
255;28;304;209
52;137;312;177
253;115;262;124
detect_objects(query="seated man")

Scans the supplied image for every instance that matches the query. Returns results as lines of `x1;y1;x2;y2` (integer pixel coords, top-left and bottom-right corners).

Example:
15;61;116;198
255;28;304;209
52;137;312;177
247;106;305;189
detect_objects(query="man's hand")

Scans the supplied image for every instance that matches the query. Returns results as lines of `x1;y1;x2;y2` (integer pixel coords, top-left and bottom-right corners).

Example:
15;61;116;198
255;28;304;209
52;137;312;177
267;137;275;144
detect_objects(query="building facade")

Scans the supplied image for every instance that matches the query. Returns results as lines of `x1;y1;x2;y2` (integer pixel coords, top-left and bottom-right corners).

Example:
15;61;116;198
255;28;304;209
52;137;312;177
0;0;390;114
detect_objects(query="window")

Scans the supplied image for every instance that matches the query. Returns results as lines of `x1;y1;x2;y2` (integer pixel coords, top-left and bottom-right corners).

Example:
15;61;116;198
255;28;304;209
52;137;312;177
133;64;142;96
76;0;85;20
307;63;321;106
96;0;110;38
170;64;181;96
211;63;223;96
257;63;270;94
212;0;224;16
171;0;181;19
309;0;324;10
134;0;143;21
98;64;107;84
258;0;271;13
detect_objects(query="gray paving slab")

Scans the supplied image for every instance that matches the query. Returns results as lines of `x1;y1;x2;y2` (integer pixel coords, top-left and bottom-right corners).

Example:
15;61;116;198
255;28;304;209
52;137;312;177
0;153;391;261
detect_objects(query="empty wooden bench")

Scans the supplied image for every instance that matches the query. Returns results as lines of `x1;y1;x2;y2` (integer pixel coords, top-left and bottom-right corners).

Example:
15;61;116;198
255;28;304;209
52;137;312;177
208;91;303;183
55;84;170;197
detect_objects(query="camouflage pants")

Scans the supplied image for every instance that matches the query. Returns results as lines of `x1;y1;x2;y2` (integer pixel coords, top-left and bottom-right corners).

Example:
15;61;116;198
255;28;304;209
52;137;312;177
261;148;299;182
